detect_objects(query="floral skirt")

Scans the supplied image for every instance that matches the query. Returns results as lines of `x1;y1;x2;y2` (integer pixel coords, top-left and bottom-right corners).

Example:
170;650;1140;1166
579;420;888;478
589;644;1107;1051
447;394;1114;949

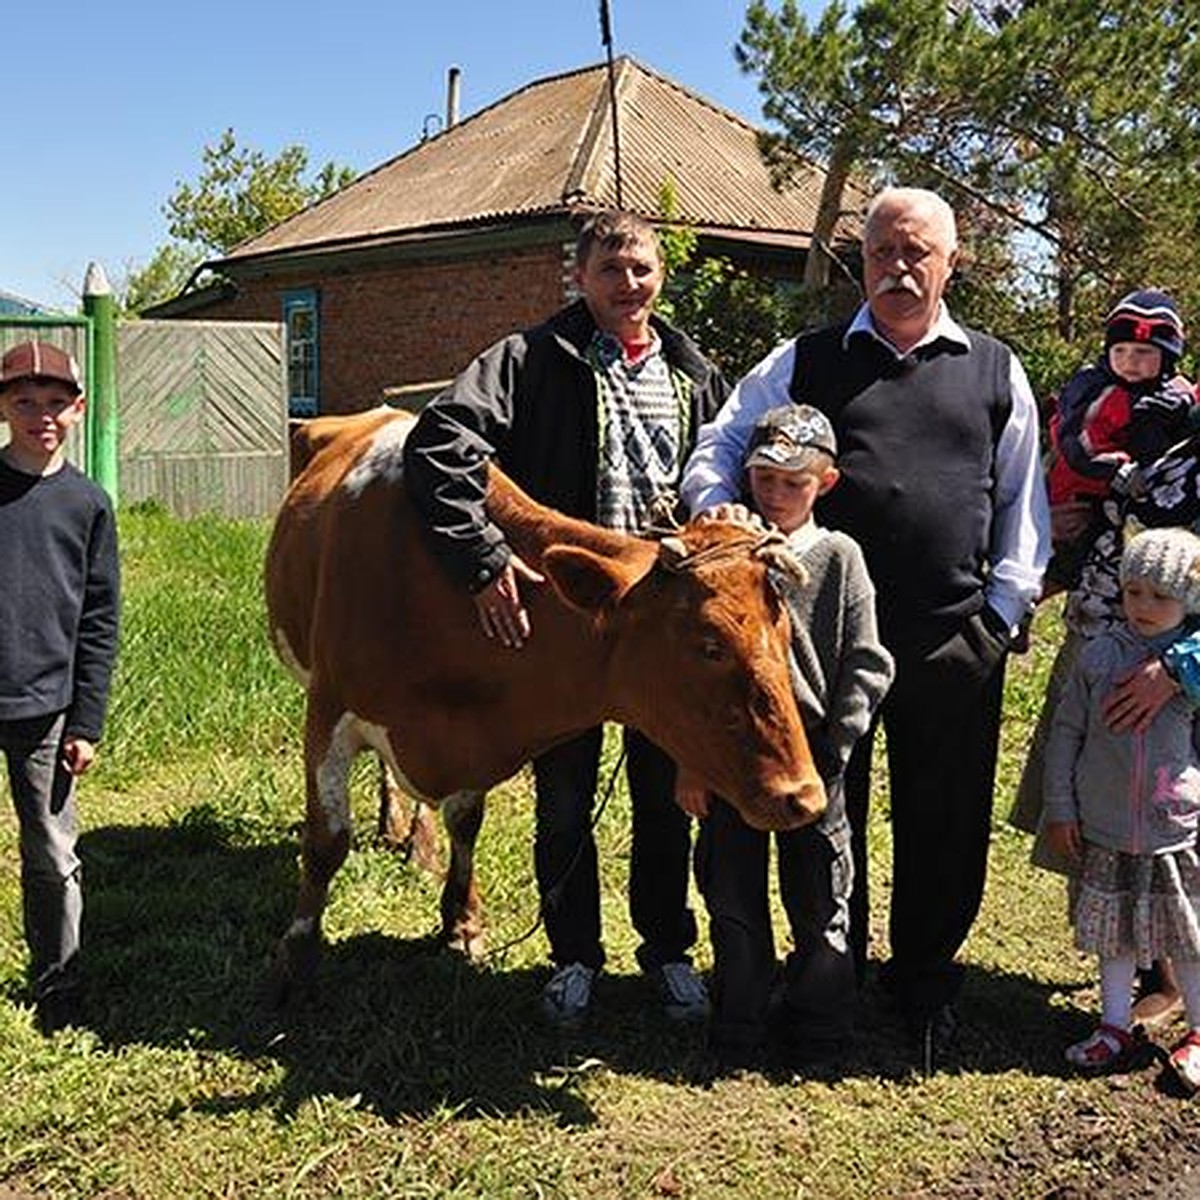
1070;843;1200;967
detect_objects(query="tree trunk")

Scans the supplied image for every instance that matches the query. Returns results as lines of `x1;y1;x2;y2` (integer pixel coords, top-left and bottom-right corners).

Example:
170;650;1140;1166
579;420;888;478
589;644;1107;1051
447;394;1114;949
802;136;855;290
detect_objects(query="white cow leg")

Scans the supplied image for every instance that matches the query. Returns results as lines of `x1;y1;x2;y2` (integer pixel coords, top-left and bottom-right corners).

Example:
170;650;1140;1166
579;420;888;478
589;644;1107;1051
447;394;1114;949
276;707;358;1000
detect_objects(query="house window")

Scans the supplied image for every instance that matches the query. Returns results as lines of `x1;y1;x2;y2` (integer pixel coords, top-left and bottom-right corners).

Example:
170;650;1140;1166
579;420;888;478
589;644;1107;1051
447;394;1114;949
283;289;319;417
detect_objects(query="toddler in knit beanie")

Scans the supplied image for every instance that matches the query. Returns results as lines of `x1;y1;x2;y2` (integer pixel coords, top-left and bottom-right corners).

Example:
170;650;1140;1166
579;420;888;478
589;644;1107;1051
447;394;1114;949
1104;289;1186;379
1120;527;1200;615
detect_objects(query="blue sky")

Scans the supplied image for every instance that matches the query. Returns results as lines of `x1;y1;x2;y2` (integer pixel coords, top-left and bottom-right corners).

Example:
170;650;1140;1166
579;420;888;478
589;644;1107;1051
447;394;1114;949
3;0;821;311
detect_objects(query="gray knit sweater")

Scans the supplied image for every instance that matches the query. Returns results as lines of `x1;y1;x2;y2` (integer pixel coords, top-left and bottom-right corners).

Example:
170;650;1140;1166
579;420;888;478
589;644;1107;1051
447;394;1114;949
774;523;895;779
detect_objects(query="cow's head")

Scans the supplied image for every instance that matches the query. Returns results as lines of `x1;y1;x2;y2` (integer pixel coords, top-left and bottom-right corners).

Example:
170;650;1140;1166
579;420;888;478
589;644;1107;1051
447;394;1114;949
542;519;824;832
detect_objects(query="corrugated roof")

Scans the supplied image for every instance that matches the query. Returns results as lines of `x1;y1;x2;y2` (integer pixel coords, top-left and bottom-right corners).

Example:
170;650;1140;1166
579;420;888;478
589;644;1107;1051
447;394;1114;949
0;288;55;316
222;57;853;265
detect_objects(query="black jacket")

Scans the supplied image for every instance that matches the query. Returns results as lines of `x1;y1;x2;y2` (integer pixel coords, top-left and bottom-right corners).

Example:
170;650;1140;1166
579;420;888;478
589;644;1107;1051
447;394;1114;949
403;299;729;591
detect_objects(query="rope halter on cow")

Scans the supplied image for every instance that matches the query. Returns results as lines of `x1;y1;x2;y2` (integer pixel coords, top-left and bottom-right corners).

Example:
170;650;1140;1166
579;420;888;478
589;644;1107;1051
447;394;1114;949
650;525;809;589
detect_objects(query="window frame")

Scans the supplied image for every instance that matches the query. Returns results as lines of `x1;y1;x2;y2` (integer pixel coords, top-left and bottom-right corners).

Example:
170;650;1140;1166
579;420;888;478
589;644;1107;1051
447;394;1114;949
283;288;320;417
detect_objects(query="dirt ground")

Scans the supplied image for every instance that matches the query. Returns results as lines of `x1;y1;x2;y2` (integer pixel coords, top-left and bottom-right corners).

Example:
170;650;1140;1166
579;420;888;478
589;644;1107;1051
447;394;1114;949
814;973;1200;1199
929;1051;1200;1198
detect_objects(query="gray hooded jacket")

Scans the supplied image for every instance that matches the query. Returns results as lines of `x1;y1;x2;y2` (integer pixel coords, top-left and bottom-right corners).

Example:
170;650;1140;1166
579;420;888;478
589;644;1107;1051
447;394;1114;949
1044;622;1200;854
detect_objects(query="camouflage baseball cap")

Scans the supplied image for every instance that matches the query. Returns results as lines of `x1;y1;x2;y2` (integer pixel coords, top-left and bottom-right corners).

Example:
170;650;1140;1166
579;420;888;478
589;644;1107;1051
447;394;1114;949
744;403;837;471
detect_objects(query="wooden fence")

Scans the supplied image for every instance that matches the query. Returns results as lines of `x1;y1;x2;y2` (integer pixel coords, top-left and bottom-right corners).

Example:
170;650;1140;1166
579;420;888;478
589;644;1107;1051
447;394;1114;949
1;317;287;519
117;320;287;519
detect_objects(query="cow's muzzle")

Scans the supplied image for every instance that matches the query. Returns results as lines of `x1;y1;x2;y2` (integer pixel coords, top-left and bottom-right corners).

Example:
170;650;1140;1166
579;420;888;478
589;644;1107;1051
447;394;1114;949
745;776;826;831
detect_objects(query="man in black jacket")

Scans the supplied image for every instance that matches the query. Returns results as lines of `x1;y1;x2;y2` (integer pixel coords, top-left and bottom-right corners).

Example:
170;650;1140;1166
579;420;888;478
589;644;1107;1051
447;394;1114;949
403;210;729;1025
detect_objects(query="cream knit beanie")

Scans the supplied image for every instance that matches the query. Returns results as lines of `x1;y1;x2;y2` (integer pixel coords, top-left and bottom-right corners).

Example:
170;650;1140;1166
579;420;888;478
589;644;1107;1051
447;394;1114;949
1119;527;1200;613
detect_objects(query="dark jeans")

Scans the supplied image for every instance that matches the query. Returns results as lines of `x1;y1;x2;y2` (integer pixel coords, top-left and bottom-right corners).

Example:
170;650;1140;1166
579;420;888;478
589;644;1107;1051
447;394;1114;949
696;779;855;1051
533;726;696;972
847;610;1008;1017
0;713;83;1001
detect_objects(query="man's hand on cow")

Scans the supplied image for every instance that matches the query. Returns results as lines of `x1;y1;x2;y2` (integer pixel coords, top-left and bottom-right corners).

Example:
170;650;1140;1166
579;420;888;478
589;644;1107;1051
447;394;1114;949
1102;657;1179;734
474;554;545;649
674;767;710;818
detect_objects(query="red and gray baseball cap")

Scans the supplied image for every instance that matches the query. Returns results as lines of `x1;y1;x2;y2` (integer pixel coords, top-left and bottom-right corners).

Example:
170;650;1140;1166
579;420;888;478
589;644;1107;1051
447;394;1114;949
0;341;83;395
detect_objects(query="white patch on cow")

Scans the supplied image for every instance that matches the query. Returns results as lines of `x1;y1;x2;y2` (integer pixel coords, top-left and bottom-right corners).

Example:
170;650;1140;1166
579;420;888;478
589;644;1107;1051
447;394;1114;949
315;713;360;835
286;916;316;938
342;415;411;498
358;719;435;804
272;627;310;686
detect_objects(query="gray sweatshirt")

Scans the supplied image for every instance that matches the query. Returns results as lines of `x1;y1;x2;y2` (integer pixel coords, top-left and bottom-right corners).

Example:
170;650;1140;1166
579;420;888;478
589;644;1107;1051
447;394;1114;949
1044;622;1200;854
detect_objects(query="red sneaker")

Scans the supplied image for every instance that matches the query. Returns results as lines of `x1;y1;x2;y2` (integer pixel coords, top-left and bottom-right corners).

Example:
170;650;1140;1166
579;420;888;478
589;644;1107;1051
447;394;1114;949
1168;1030;1200;1094
1065;1023;1135;1071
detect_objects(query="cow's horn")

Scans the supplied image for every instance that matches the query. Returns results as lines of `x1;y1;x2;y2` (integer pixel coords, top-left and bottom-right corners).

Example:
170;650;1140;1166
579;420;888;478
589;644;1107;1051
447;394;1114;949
658;536;689;571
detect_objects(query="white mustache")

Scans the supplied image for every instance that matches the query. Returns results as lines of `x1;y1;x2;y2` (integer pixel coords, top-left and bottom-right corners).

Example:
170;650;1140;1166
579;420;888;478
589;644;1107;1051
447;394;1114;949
874;274;922;297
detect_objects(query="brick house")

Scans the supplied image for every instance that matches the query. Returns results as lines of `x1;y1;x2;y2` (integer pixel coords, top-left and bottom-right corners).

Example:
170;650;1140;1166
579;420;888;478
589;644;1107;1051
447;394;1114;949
148;57;859;418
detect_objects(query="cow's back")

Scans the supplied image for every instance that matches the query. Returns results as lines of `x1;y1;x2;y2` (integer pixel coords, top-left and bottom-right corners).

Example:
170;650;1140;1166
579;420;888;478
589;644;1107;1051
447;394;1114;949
266;407;409;679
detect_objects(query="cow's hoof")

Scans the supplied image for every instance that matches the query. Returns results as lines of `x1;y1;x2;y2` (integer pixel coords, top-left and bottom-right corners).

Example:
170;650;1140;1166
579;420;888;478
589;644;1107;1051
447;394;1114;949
443;925;486;962
267;931;321;1006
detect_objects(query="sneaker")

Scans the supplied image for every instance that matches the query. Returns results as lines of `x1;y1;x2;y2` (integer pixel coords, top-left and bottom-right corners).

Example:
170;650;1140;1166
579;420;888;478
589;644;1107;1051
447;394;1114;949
653;961;711;1023
1065;1023;1134;1071
1168;1030;1200;1093
540;962;595;1027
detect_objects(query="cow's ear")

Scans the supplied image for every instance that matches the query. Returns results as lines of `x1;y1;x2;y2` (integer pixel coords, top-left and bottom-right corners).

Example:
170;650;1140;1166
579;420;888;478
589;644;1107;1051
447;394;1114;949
542;545;638;614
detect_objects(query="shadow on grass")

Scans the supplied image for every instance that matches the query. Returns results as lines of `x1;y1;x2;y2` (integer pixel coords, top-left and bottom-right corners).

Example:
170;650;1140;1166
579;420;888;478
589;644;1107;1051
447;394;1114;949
61;819;1095;1125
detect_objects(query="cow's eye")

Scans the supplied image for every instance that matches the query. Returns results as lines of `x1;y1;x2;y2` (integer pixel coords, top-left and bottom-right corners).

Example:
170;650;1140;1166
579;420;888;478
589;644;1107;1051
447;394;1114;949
701;636;725;662
750;686;775;723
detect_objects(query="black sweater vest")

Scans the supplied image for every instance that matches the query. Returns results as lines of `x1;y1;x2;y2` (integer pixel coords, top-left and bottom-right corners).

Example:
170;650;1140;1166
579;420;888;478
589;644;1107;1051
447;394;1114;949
789;323;1011;636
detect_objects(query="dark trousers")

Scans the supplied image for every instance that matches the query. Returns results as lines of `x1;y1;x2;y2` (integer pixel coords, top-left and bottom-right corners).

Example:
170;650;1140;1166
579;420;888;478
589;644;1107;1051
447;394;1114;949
533;726;696;972
696;780;855;1050
846;611;1008;1017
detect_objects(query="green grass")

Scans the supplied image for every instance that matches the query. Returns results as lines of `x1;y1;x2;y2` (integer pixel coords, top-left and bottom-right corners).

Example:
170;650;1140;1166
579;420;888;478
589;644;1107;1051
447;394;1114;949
0;508;1183;1197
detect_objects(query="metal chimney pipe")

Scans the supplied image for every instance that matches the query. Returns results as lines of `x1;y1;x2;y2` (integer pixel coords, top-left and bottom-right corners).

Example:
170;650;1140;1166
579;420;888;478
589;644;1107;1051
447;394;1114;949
447;66;461;128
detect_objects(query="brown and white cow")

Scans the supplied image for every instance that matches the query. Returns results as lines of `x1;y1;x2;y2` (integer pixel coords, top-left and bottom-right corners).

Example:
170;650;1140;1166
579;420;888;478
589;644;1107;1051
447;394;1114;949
265;407;823;995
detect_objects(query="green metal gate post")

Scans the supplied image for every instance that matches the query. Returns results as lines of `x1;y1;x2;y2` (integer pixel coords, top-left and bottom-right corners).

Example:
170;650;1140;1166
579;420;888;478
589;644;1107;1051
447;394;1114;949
82;262;118;503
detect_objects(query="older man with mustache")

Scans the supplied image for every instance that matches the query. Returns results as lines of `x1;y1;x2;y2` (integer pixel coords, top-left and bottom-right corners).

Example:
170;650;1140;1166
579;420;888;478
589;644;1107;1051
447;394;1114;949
682;186;1050;1067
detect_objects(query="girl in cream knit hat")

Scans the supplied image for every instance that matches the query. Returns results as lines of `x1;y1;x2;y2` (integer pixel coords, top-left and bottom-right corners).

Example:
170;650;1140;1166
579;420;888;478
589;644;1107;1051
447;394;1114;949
1043;527;1200;1091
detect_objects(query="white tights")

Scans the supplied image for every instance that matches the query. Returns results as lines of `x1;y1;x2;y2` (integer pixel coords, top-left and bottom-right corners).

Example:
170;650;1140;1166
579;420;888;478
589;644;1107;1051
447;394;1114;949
1099;954;1200;1030
1099;955;1136;1029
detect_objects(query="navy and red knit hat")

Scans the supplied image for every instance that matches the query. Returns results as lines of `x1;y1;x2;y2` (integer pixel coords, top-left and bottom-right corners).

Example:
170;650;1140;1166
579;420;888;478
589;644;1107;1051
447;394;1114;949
1104;289;1185;371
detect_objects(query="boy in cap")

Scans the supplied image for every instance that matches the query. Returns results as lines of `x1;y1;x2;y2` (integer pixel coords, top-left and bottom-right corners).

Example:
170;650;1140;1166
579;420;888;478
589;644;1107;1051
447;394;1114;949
1042;527;1200;1090
1045;289;1196;592
678;403;893;1068
0;341;119;1033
